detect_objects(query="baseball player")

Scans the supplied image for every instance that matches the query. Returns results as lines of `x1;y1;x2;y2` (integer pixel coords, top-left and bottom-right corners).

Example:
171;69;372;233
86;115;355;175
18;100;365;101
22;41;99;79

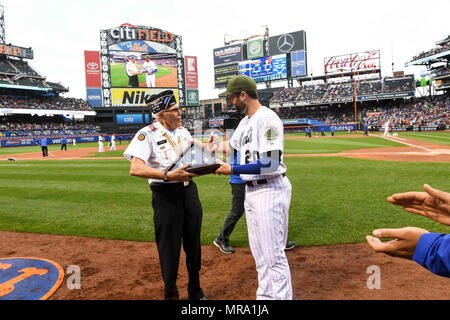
140;55;158;87
110;134;116;151
123;89;207;300
125;56;142;87
98;134;104;152
383;120;390;137
214;75;293;300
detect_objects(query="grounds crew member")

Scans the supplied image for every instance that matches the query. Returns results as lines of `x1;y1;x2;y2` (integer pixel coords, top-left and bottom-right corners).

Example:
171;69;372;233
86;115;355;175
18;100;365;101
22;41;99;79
124;90;207;300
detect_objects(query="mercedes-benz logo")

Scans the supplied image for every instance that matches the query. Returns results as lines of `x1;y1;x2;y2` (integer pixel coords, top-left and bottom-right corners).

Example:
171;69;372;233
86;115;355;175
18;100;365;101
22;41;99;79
277;34;295;53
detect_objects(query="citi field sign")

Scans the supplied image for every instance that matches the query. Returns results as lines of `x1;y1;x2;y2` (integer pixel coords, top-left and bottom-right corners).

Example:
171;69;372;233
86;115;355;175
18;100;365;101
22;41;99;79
106;23;175;47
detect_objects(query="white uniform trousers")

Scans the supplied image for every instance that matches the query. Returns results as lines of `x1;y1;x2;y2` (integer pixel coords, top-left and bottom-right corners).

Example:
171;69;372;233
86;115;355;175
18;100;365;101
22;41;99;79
146;74;156;87
244;175;293;300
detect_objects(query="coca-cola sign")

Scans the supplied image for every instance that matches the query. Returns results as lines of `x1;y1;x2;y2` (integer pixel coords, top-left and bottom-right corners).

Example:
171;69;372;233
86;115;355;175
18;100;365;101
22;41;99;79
324;50;380;75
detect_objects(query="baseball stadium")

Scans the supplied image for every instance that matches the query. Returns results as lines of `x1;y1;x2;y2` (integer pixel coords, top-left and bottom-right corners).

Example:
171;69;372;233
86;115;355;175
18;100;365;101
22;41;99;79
0;5;449;305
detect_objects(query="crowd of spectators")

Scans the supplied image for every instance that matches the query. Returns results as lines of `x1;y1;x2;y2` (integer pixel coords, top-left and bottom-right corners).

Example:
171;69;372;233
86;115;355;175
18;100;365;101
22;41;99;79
382;77;415;93
0;120;101;138
363;95;449;129
275;105;354;124
269;94;449;129
433;67;450;78
270;77;415;103
408;40;450;62
0;95;94;112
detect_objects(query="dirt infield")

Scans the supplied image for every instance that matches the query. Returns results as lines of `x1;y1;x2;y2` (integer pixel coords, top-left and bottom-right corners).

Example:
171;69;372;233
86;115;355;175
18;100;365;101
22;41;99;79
1;135;449;300
1;230;449;300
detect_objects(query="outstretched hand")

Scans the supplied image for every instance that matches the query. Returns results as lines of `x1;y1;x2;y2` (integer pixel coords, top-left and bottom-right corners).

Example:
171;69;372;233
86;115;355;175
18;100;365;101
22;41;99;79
214;159;232;176
387;184;450;226
366;227;429;259
168;164;198;182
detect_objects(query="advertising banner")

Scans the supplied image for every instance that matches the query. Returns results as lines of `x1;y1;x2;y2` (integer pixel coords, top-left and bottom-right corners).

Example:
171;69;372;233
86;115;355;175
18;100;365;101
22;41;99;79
111;88;179;107
184;56;198;89
268;31;306;56
213;44;244;65
324;50;380;75
214;64;239;88
246;39;264;59
186;89;199;106
356;91;414;101
86;88;103;107
290;50;307;77
84;51;102;88
116;114;143;125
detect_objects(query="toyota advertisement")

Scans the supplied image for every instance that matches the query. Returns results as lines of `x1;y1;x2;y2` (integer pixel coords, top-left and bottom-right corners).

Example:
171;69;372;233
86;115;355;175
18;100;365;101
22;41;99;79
84;51;102;106
239;54;287;83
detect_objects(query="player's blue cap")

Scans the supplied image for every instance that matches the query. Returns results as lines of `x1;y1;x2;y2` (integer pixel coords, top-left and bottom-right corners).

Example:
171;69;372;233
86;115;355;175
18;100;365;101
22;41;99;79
219;75;257;97
147;90;177;113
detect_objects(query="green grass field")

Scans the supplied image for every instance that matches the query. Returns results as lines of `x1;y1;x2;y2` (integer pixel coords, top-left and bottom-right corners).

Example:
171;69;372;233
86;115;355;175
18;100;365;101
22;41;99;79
110;63;174;87
0;131;449;248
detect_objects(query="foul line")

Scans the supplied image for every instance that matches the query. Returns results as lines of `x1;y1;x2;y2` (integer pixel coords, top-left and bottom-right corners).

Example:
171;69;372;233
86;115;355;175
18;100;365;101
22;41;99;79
378;135;432;151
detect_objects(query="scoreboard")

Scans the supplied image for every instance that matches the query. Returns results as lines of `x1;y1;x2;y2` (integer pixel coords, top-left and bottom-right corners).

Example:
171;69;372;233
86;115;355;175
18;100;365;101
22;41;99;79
239;54;287;82
0;44;34;59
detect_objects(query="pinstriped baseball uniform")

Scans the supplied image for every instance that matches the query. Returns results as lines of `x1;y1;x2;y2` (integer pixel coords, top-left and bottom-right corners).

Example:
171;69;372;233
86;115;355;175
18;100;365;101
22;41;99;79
230;106;292;300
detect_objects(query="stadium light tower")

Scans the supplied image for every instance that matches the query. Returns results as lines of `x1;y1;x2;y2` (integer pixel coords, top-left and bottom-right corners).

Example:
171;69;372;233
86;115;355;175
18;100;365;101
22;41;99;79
0;5;5;44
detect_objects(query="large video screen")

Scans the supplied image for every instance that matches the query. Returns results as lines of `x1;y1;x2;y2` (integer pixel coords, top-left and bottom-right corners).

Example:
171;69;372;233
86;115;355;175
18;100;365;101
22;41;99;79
109;50;177;88
239;54;287;82
291;50;307;77
100;25;185;107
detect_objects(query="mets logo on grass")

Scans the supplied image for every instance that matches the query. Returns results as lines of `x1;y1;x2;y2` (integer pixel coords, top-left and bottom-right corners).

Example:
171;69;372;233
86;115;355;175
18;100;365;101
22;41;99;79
0;257;64;300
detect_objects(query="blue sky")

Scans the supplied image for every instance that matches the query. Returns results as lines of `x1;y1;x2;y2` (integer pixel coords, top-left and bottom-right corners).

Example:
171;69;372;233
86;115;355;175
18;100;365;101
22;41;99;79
1;0;448;100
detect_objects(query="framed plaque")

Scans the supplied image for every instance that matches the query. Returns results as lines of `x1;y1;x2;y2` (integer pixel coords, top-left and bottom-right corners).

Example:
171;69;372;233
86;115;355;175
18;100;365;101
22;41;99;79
166;141;220;176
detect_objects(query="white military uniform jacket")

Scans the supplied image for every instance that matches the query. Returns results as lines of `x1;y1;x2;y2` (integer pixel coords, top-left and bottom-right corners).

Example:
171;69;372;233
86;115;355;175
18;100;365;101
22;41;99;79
123;121;193;184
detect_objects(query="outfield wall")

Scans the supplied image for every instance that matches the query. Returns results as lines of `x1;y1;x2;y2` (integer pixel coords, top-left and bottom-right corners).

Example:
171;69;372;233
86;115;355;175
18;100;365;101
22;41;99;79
0;134;135;148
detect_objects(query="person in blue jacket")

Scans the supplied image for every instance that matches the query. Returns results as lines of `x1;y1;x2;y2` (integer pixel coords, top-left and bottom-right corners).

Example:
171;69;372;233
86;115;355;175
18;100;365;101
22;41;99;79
366;184;450;278
212;129;296;254
39;138;48;157
61;137;67;151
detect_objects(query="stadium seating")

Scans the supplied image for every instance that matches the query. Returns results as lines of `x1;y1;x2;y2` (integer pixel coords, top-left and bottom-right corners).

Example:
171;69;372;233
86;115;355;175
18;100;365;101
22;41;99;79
363;95;449;129
0;120;101;138
0;95;94;112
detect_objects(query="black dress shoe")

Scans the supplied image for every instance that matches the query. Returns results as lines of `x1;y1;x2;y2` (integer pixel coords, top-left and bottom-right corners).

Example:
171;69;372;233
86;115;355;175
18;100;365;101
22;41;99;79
189;289;207;300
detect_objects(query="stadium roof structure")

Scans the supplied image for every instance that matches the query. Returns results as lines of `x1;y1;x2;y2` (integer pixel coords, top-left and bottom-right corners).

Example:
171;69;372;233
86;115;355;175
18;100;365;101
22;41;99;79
405;50;450;67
